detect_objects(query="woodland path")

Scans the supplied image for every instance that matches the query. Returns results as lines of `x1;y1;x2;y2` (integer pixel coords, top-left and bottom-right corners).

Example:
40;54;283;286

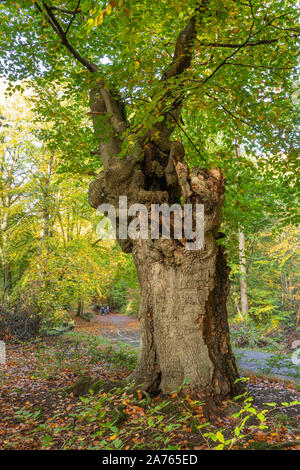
73;313;300;383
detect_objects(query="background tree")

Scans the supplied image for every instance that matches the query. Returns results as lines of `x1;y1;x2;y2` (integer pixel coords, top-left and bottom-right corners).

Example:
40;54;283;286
0;84;137;330
0;87;37;304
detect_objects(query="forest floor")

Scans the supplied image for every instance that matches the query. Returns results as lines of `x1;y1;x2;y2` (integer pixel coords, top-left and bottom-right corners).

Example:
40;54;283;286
0;333;300;450
71;312;300;383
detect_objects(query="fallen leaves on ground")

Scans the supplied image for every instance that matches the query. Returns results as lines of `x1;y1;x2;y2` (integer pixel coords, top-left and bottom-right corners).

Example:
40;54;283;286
0;336;299;450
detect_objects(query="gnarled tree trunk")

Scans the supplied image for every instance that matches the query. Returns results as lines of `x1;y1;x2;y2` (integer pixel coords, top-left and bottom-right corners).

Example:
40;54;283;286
89;135;240;404
131;240;239;402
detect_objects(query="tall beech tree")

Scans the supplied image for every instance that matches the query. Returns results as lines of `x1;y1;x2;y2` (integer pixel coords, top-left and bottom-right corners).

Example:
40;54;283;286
0;88;36;304
0;0;298;406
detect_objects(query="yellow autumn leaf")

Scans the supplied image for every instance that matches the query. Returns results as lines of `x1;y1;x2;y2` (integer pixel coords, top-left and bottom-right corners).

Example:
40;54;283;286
95;13;104;27
107;3;112;15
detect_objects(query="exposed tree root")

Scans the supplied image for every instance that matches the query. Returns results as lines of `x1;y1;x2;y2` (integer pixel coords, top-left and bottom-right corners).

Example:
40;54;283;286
63;375;124;397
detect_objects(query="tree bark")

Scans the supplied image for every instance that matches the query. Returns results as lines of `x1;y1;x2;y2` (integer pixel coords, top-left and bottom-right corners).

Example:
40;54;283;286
121;164;240;403
130;240;239;402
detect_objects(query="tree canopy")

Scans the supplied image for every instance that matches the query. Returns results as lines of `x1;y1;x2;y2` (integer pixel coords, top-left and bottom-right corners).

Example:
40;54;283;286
0;1;298;232
1;1;298;151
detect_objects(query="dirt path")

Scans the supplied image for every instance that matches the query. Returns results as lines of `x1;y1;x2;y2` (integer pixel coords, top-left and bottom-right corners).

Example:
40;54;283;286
72;313;300;382
234;348;300;382
72;312;140;347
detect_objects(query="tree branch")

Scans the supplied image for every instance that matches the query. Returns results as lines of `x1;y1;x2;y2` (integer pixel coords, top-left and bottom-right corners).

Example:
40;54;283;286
49;6;82;15
162;0;209;80
35;2;127;157
144;0;210;146
169;112;206;162
36;1;98;73
197;31;299;49
200;15;262;87
196;12;298;86
226;62;296;70
197;38;279;48
204;92;261;132
65;0;81;36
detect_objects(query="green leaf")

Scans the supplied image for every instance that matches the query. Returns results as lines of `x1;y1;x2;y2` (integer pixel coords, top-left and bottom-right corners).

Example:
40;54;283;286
216;431;225;443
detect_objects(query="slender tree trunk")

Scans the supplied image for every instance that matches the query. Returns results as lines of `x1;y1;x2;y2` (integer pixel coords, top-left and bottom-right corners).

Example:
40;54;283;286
40;152;54;245
1;201;11;305
238;228;248;317
296;308;300;329
234;143;248;318
76;296;84;317
2;262;11;305
233;288;244;321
